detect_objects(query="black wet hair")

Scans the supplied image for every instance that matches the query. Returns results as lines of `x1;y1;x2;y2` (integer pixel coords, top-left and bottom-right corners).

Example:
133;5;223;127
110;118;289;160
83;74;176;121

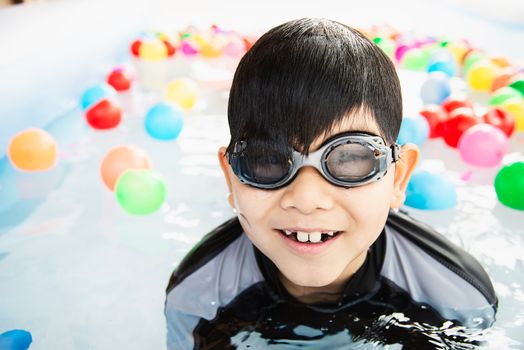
226;17;402;159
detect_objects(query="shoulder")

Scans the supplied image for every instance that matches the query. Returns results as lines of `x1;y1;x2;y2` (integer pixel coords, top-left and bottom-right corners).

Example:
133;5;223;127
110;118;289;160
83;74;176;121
381;210;497;327
165;217;264;320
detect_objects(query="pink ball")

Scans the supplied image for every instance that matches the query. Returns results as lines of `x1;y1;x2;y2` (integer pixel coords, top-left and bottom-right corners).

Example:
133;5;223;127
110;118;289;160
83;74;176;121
458;123;509;167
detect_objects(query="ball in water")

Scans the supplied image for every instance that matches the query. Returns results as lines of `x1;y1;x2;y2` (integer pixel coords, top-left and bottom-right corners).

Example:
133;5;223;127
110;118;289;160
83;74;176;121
165;78;199;110
8;128;57;172
115;169;167;215
495;162;524;210
100;145;152;191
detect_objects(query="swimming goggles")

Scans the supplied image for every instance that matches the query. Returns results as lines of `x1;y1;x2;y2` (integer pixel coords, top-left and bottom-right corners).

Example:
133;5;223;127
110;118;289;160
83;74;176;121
227;132;400;190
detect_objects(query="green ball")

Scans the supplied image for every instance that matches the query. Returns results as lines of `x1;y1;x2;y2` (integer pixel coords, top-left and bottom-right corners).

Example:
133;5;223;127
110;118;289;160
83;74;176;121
509;78;524;96
489;87;523;106
463;51;485;76
401;48;429;71
115;169;167;215
373;36;396;59
494;162;524;210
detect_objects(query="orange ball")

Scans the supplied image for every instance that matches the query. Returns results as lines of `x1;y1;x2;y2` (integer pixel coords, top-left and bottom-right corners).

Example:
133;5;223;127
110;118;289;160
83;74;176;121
100;145;152;191
8;128;57;171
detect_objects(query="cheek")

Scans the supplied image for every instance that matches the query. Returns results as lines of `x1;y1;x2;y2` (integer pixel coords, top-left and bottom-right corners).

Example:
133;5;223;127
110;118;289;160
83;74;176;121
230;177;279;227
340;171;394;231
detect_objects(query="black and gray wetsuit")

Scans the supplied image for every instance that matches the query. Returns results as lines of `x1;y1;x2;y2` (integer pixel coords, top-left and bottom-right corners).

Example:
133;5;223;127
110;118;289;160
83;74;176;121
165;210;497;349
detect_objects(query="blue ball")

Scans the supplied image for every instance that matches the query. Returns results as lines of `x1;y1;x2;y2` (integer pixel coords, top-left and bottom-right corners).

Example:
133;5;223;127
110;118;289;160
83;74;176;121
405;170;457;210
145;102;184;140
420;72;451;105
80;84;118;110
427;60;457;77
427;49;457;77
0;330;32;350
397;114;429;146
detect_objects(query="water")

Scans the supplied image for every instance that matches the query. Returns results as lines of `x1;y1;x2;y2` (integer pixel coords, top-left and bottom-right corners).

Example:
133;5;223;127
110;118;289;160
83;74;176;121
1;70;524;349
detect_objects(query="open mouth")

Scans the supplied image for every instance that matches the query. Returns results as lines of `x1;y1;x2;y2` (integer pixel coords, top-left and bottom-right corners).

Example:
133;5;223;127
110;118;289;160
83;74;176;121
277;229;342;244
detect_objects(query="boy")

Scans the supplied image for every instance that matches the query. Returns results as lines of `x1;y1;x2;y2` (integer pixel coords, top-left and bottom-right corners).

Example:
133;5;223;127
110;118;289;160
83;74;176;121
165;18;497;349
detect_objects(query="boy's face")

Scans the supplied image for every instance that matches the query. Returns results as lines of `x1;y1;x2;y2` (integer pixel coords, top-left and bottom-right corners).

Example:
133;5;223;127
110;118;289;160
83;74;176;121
218;115;418;299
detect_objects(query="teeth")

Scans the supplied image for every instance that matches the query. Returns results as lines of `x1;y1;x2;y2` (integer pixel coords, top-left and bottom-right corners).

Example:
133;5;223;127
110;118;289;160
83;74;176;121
284;230;293;236
296;231;309;242
308;232;322;243
325;232;335;236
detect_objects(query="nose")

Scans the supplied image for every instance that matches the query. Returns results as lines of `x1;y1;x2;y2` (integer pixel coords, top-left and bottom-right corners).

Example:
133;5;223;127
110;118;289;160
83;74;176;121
279;167;334;214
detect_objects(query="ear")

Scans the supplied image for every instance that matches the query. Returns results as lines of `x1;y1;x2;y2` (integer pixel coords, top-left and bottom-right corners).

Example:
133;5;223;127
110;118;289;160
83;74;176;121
390;143;420;209
218;147;235;208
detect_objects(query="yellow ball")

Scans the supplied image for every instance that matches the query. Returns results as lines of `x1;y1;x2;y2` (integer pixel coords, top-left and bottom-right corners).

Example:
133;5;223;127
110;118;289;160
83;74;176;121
502;98;524;132
165;78;199;110
447;41;469;66
139;40;167;61
466;60;498;92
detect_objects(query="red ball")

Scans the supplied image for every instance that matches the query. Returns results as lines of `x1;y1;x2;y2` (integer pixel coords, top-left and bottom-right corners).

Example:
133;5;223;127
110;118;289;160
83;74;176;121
85;99;122;130
442;107;479;148
130;40;141;57
419;104;448;138
162;40;176;57
441;96;474;114
482;107;515;137
107;69;132;92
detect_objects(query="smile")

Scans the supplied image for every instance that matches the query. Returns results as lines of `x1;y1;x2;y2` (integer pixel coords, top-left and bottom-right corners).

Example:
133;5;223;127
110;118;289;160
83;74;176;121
277;229;342;243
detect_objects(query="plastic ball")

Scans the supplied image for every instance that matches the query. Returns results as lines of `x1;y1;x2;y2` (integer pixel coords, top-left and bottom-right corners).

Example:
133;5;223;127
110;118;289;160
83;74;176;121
446;40;470;65
397;114;430;146
0;329;33;350
401;48;429;71
441;95;474;114
462;50;485;76
395;44;411;62
494;162;524;210
181;40;199;55
130;40;142;57
419;104;448;138
115;169;167;215
491;67;519;92
144;102;184;140
488;87;523;106
405;170;457;210
162;40;176;57
107;68;133;92
373;37;396;58
85;99;122;130
223;36;245;57
509;76;524;96
501;99;524;132
139;39;168;61
80;84;118;110
482;107;515;136
100;145;152;191
165;78;199;110
467;60;498;92
458;123;509;167
427;49;457;77
420;72;451;105
8;128;57;172
442;107;479;148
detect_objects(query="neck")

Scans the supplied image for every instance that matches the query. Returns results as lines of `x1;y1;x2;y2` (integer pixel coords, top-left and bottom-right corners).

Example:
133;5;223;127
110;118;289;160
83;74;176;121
278;250;368;304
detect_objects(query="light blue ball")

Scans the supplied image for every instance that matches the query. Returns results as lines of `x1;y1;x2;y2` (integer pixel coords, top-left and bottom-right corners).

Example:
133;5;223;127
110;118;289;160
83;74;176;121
145;102;184;140
420;72;451;105
427;49;457;77
397;114;429;146
427;60;457;77
80;84;118;110
0;329;32;350
405;170;457;210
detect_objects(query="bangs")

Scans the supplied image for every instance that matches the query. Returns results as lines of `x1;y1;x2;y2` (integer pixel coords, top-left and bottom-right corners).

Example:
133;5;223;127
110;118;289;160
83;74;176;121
227;18;401;156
